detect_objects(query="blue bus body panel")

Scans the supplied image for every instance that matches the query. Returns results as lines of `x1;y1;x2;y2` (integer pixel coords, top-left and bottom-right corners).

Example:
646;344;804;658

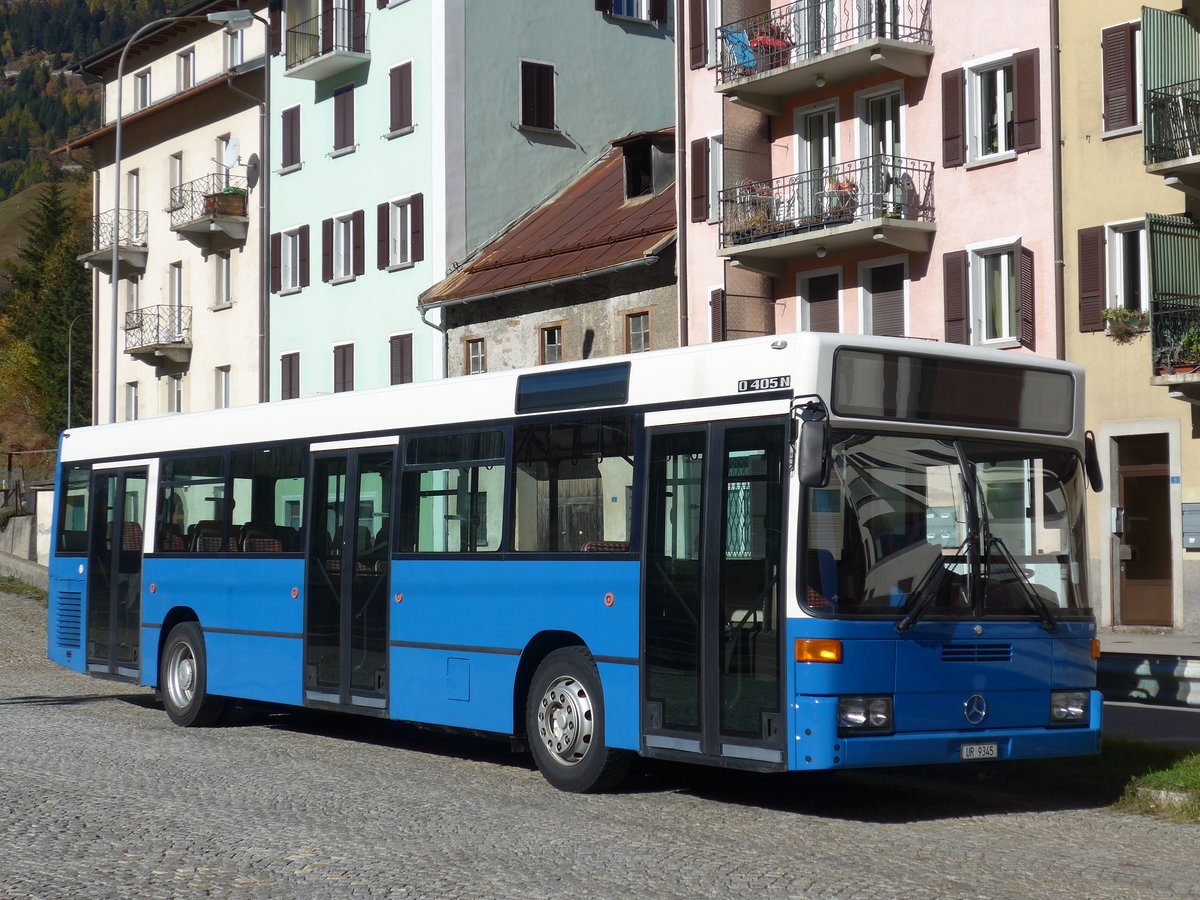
389;558;640;745
787;617;1100;770
47;559;87;673
141;556;305;705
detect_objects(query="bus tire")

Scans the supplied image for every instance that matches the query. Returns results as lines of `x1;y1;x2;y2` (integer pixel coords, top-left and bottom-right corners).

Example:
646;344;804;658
160;621;228;727
526;646;632;793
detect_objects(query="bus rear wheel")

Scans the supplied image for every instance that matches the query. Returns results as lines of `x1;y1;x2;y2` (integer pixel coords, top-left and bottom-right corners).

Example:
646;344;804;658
160;621;228;727
526;646;632;793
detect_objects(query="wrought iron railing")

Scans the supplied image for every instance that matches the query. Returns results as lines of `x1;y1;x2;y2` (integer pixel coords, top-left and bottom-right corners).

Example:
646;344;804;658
719;155;934;248
717;0;931;85
168;174;249;228
286;9;369;70
1145;80;1200;166
124;304;192;351
1151;294;1200;372
86;208;148;253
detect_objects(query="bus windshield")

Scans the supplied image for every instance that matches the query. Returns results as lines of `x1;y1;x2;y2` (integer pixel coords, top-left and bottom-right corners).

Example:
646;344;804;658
803;432;1091;621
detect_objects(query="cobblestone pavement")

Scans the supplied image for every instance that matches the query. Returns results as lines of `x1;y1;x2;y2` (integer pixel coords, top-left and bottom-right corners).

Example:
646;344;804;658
3;589;1199;900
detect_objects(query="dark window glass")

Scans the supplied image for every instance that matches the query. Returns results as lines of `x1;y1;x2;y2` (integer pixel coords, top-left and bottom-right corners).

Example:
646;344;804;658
516;362;630;414
56;466;90;554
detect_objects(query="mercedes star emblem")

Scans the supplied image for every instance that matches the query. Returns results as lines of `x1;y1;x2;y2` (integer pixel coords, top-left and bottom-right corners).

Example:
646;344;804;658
964;694;988;725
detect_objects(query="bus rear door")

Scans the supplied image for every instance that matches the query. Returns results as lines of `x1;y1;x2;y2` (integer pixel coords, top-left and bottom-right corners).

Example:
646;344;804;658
86;466;148;680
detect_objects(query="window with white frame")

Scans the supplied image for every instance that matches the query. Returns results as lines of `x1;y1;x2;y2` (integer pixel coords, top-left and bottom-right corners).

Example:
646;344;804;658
968;58;1014;161
466;338;486;375
168;153;183;211
133;70;151;111
707;134;723;223
167;374;183;413
213;252;232;308
124;277;140;321
215;366;231;409
125;382;139;421
333;214;355;280
610;0;649;21
177;50;195;91
1107;221;1147;313
625;310;651;353
799;270;840;333
971;241;1018;344
541;324;563;364
388;198;412;267
281;229;303;291
225;27;245;69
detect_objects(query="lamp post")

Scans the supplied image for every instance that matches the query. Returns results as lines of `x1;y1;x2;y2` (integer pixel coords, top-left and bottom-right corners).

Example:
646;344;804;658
107;9;256;424
66;312;88;431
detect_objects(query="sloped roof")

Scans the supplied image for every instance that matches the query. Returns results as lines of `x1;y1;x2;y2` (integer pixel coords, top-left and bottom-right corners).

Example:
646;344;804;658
420;130;676;309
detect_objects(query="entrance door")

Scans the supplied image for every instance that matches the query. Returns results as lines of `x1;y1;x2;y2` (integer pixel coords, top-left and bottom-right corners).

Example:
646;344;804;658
1117;464;1172;626
86;467;148;679
305;448;393;710
643;420;787;766
798;107;836;220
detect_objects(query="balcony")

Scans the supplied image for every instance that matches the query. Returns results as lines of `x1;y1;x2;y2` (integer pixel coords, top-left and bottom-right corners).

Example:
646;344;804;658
1145;81;1200;195
717;155;935;277
78;209;148;277
716;0;933;116
284;9;369;80
125;305;192;364
169;174;250;250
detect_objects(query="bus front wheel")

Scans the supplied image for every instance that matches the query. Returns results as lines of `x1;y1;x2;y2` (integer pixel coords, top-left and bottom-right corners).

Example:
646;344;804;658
160;621;228;727
526;646;632;793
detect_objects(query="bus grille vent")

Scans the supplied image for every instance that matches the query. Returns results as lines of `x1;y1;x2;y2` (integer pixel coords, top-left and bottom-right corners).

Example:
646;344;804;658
941;643;1012;663
55;591;83;649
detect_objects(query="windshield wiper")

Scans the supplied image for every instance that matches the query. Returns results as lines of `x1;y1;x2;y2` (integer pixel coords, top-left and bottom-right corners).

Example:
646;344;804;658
985;532;1059;633
895;536;968;633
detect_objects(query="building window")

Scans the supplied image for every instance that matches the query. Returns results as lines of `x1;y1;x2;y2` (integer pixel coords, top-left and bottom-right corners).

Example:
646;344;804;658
334;215;353;280
379;195;424;269
520;61;555;130
168;153;183;211
862;261;906;337
177;50;195;91
1102;22;1142;133
225;27;245;69
326;212;363;282
390;333;413;385
168;262;184;340
125;277;140;320
978;247;1017;342
945;50;1040;168
1107;221;1147;313
466;338;486;375
281;352;300;400
971;61;1014;160
625;311;651;353
281;106;301;171
541;324;563;364
799;271;840;333
125;382;139;421
213;252;232;308
388;62;413;135
333;84;355;152
333;343;355;393
133;70;151;111
167;374;183;413
276;226;309;292
215;366;231;409
952;239;1035;349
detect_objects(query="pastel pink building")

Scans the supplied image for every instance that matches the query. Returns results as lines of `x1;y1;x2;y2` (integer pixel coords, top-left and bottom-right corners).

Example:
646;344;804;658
680;0;1060;357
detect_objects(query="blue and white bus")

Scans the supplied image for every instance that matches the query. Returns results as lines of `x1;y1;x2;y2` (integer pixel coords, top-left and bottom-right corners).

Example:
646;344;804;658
47;334;1102;792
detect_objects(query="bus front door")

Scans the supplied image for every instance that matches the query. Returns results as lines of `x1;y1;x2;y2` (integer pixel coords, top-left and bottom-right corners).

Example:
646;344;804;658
643;420;787;768
86;467;148;680
304;448;393;712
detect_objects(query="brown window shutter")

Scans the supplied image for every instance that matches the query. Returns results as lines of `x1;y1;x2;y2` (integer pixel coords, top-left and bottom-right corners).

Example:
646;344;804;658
941;68;966;168
377;202;390;269
334;345;354;393
269;6;282;56
282;107;299;168
378;0;387;9
806;273;840;333
1077;226;1107;332
390;63;412;132
281;352;299;400
649;0;667;23
352;209;365;276
390;334;413;384
299;225;311;287
595;0;611;11
1018;246;1036;350
689;0;707;69
521;62;555;129
690;137;709;223
943;250;969;344
1013;48;1041;152
270;232;282;293
868;264;905;337
1102;24;1136;131
322;218;333;283
710;288;726;341
351;0;366;52
410;193;424;262
333;86;354;150
321;0;334;53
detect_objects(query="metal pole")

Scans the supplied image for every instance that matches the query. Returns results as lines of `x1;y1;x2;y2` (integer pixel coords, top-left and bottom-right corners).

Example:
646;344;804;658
66;312;87;431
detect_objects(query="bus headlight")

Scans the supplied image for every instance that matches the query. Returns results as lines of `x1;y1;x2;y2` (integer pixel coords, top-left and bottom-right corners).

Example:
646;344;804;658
838;696;893;735
1049;691;1089;726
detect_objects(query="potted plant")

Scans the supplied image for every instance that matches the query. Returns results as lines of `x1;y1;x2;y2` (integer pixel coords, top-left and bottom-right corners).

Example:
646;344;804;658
203;185;248;217
1101;307;1150;344
824;175;858;219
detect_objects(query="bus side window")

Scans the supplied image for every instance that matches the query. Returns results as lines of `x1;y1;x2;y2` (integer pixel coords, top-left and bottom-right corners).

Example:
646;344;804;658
56;466;91;554
400;430;505;553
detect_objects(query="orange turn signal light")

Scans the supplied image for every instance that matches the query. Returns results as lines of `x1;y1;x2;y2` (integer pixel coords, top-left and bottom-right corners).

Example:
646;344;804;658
1092;639;1102;660
795;638;843;663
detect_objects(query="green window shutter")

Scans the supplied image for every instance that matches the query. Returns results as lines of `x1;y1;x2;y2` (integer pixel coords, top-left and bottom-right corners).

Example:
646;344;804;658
1147;213;1200;304
1142;8;1200;163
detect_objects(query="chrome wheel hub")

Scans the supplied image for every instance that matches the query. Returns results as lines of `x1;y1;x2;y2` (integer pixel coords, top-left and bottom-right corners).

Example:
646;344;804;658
167;644;196;709
536;675;594;766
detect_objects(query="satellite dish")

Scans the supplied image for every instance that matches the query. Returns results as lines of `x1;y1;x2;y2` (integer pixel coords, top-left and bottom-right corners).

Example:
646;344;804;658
223;137;242;169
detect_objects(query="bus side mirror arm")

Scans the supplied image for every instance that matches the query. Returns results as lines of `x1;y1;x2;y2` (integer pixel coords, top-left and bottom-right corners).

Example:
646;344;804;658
795;399;830;487
1084;430;1103;493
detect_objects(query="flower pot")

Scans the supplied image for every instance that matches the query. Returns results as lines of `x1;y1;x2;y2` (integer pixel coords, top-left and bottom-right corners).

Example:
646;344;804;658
203;192;247;217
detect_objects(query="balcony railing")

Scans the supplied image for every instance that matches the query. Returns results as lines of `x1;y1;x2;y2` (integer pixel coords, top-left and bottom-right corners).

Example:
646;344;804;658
125;304;192;355
1151;294;1200;373
1146;81;1200;166
169;174;249;228
717;0;932;87
286;9;369;74
719;155;933;249
86;208;148;253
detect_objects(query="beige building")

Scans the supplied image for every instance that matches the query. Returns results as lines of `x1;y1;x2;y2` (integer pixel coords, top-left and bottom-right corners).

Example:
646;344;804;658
67;2;267;423
1061;0;1200;633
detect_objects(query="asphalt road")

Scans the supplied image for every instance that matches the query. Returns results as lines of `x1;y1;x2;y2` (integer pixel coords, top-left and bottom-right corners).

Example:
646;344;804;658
3;588;1199;900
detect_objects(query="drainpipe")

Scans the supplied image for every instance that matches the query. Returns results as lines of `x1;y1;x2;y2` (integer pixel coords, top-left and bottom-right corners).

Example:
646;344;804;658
1050;0;1065;361
673;0;690;347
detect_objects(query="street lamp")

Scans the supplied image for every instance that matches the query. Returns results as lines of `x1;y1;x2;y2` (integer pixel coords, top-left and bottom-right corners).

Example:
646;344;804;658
107;8;258;424
66;312;88;430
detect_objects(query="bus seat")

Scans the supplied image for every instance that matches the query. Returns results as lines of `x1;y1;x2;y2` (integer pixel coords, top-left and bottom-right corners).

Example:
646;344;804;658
121;521;143;552
191;521;222;553
244;534;284;553
159;523;186;552
581;540;629;552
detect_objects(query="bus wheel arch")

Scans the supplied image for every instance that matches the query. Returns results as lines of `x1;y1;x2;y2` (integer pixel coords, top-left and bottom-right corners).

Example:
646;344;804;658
159;619;228;727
